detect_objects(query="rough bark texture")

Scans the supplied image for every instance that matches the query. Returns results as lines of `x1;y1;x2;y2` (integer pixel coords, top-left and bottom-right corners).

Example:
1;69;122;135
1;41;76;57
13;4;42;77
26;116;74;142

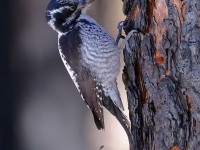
122;0;200;150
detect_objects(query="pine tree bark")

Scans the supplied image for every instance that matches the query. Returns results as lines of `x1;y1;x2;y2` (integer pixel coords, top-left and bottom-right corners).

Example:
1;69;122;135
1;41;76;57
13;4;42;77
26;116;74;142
122;0;200;149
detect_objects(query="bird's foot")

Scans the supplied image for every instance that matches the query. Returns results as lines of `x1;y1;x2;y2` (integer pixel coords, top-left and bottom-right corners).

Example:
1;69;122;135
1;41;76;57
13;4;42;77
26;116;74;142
118;29;140;54
116;21;125;45
116;21;141;54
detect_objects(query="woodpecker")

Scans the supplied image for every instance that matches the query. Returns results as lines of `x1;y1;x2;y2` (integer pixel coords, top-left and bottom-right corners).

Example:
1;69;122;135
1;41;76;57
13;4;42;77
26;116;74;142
45;0;132;141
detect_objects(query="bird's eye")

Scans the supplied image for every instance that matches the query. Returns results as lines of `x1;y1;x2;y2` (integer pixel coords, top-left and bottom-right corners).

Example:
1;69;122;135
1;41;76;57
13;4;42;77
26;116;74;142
70;6;76;10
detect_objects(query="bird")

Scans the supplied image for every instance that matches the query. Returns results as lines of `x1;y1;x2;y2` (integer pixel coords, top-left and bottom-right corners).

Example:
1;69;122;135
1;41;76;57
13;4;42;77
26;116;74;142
45;0;132;146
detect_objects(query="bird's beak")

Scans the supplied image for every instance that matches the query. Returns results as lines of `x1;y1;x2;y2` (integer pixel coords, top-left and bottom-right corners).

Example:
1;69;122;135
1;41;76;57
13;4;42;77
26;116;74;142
73;0;94;16
79;0;95;5
76;0;95;11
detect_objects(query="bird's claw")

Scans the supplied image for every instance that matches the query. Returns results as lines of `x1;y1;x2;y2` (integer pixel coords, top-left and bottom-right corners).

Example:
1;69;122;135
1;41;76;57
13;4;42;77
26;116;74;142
116;21;125;45
116;21;141;54
118;29;140;54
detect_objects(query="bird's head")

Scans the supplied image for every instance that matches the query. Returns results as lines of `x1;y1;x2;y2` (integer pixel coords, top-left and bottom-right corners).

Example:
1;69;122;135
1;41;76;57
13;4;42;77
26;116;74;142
45;0;94;33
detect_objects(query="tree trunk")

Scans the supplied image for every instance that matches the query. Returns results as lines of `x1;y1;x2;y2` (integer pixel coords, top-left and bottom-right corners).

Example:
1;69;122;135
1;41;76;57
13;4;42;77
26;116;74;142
122;0;200;149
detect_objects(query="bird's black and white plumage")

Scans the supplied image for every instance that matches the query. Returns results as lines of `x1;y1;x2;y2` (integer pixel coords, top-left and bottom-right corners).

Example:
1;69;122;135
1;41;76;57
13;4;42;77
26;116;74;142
45;0;131;135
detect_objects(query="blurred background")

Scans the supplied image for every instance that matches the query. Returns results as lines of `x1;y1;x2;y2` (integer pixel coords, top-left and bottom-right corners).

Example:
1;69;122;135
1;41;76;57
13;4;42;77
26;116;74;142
0;0;128;150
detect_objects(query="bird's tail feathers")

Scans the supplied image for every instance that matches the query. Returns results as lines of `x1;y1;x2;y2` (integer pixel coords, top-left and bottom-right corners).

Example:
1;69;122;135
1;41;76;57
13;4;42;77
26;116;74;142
103;81;124;110
102;97;133;149
92;110;105;130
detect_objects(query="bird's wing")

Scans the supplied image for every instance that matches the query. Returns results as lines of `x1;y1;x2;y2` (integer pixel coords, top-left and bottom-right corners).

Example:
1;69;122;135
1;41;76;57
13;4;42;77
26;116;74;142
58;28;104;130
